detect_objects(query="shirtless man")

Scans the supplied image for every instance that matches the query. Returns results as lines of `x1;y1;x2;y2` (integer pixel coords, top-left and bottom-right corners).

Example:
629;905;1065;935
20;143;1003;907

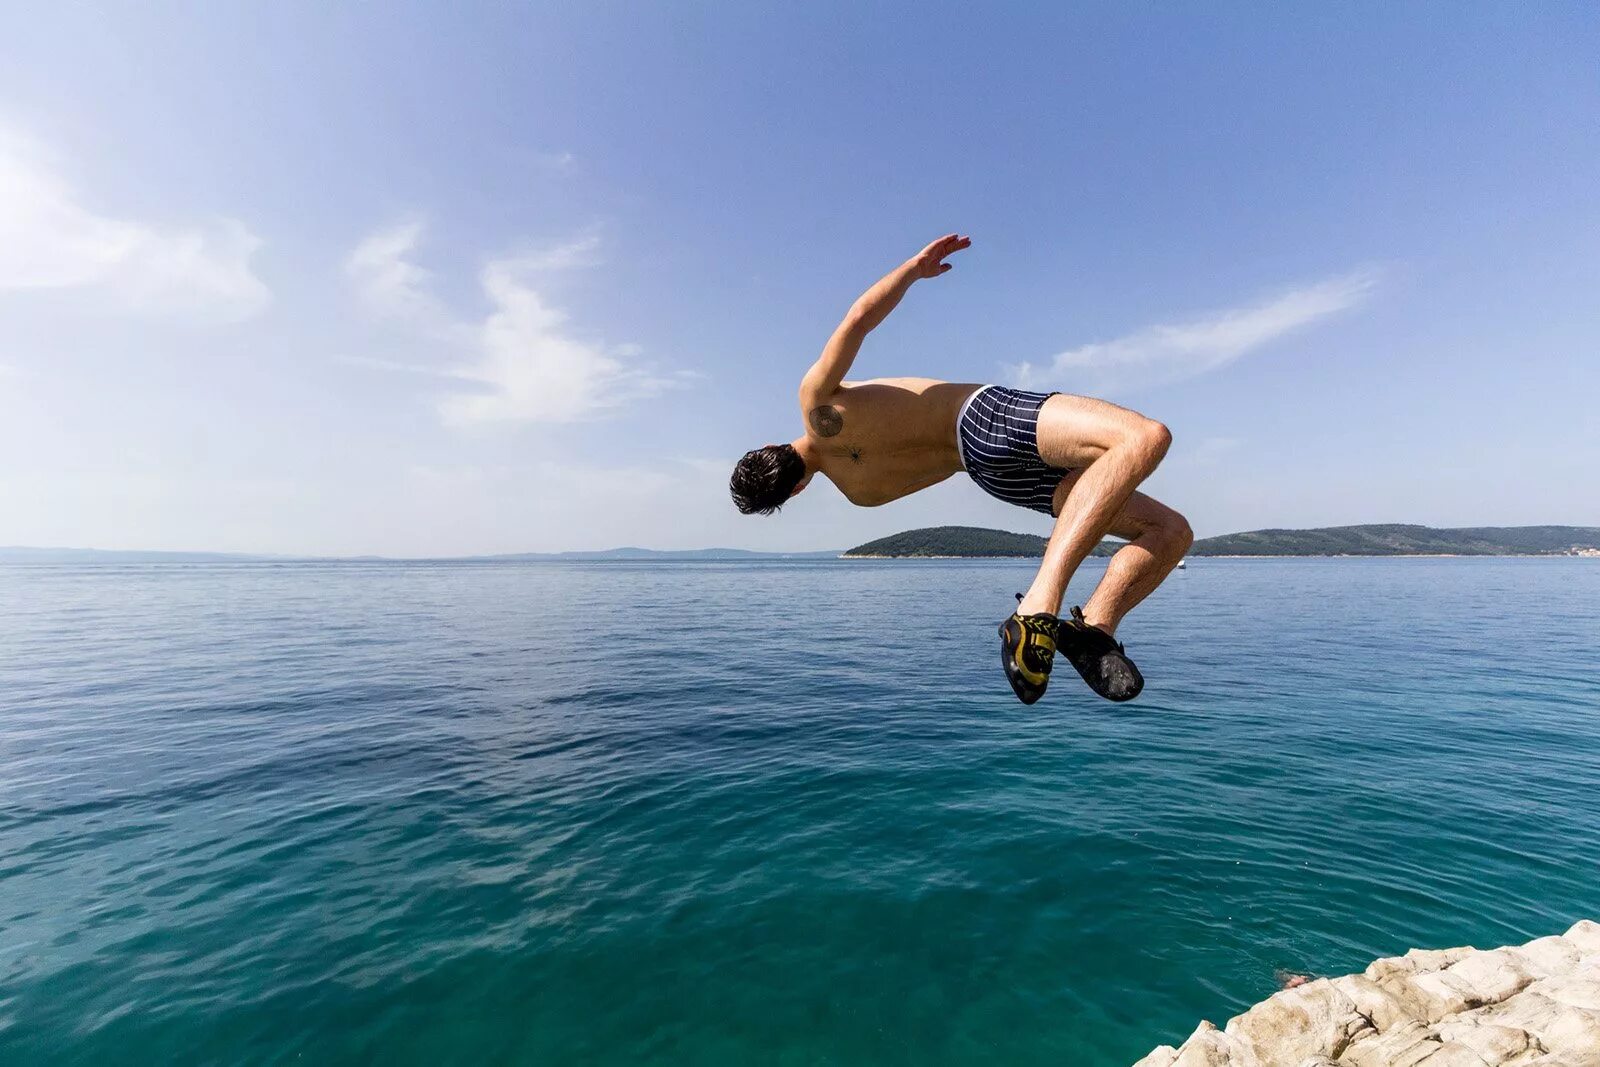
730;234;1192;704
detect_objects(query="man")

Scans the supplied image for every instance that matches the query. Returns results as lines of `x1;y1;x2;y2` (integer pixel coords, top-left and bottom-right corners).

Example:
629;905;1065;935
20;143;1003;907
730;235;1192;704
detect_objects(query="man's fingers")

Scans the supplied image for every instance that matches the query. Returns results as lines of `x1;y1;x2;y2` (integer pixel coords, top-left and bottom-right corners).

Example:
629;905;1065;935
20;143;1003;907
919;233;970;266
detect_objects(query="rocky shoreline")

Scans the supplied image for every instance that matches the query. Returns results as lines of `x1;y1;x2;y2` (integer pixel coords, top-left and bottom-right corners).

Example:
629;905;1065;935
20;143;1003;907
1135;921;1600;1066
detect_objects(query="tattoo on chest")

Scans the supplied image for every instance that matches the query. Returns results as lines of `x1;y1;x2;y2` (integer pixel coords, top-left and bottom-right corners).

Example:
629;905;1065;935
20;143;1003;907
808;405;844;437
848;445;863;464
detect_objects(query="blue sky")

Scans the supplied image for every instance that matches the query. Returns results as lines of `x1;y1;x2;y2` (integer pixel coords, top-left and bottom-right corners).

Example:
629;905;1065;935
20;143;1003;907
1;3;1596;555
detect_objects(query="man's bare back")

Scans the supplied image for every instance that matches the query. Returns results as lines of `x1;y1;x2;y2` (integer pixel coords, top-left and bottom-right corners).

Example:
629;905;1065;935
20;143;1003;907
802;378;979;506
729;234;1191;705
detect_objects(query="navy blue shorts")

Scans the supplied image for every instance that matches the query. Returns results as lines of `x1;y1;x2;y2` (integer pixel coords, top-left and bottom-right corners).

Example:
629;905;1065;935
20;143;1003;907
957;386;1070;516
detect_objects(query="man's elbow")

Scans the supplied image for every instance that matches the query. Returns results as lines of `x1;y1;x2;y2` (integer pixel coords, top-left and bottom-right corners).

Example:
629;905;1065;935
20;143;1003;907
839;307;872;337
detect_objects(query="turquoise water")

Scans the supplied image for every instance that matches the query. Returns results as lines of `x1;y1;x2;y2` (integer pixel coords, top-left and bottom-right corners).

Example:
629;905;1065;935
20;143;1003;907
1;558;1597;1064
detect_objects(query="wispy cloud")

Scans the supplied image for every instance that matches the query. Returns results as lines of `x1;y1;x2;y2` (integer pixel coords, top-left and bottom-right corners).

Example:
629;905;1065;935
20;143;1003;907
345;219;676;425
442;257;677;425
1008;270;1377;393
0;124;269;322
344;217;449;325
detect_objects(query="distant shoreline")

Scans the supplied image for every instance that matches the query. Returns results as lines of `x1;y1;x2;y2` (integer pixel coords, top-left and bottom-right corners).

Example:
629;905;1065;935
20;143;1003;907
842;524;1600;560
5;523;1599;565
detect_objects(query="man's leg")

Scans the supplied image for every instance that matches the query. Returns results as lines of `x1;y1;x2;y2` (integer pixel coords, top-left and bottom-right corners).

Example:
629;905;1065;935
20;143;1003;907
1051;475;1193;634
997;395;1178;704
1016;394;1172;618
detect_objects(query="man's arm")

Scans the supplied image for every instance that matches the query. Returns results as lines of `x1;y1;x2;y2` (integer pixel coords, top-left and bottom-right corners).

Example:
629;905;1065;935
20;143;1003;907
799;234;971;433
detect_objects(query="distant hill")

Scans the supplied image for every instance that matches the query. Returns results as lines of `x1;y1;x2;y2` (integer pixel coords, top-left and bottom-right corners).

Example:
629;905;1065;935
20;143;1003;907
1192;524;1600;557
842;524;1600;558
842;526;1106;558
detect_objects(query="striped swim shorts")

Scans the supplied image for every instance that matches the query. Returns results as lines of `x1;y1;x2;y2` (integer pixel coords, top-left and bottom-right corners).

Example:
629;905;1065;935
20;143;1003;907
956;386;1070;516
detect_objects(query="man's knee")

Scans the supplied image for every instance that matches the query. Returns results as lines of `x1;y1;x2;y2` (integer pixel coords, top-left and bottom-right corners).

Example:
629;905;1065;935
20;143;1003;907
1121;418;1171;469
1139;419;1172;460
1146;510;1192;560
1168;512;1194;555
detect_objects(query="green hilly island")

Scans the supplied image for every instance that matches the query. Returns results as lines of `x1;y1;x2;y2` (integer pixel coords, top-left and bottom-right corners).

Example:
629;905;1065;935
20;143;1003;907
842;524;1600;558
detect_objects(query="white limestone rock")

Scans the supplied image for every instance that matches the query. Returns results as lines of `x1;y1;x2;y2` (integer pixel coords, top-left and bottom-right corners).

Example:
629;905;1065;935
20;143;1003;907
1445;947;1537;1003
1434;1019;1537;1061
1131;923;1600;1066
1336;1021;1449;1067
1329;974;1420;1032
1510;936;1582;978
1170;1020;1240;1066
1567;921;1600;954
1533;975;1600;1013
1406;968;1484;1022
1223;979;1373;1063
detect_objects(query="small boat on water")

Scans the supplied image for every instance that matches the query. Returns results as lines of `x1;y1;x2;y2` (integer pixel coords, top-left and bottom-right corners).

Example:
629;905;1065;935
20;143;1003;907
1177;558;1187;569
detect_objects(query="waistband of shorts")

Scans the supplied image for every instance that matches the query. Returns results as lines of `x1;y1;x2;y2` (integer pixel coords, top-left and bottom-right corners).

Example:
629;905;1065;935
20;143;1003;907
955;385;995;471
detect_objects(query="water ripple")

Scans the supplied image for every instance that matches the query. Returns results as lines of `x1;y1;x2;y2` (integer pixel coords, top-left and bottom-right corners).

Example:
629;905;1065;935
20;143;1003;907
0;558;1597;1064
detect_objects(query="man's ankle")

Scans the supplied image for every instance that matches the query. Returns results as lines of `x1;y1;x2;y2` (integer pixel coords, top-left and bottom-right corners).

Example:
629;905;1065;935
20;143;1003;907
1015;592;1061;618
1080;609;1117;634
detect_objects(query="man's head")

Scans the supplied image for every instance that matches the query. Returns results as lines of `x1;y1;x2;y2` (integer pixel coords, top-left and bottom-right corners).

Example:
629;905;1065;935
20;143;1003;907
730;442;810;514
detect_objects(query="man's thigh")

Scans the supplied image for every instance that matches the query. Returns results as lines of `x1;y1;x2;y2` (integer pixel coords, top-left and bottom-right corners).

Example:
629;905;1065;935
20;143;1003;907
1034;393;1156;469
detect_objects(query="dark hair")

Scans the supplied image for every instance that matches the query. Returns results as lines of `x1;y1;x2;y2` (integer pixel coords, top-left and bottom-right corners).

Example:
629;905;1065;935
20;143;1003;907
730;444;806;515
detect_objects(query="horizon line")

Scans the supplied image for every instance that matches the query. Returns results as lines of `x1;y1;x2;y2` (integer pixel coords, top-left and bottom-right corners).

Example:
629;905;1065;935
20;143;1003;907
4;521;1598;562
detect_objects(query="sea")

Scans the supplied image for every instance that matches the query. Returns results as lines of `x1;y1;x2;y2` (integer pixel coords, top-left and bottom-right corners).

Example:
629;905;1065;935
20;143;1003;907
1;557;1597;1065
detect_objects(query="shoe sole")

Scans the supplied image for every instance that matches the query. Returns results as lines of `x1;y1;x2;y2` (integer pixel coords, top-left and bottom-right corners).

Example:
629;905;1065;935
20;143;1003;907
1063;650;1143;702
999;621;1050;704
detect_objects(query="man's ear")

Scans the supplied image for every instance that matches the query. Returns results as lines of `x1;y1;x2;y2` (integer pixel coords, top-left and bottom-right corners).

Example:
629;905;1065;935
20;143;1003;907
790;472;813;498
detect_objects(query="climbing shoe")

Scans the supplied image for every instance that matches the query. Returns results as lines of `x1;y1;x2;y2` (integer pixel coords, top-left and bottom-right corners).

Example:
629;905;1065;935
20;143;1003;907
1058;606;1144;702
999;594;1060;705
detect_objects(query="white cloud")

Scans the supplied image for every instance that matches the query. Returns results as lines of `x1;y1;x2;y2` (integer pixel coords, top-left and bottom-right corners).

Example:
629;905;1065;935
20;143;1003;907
0;125;269;322
442;257;676;425
344;217;448;325
345;219;675;425
1008;270;1376;394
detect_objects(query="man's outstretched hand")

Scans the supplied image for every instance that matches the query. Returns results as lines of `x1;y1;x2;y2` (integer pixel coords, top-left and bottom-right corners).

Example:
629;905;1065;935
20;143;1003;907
811;233;972;386
910;234;972;279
